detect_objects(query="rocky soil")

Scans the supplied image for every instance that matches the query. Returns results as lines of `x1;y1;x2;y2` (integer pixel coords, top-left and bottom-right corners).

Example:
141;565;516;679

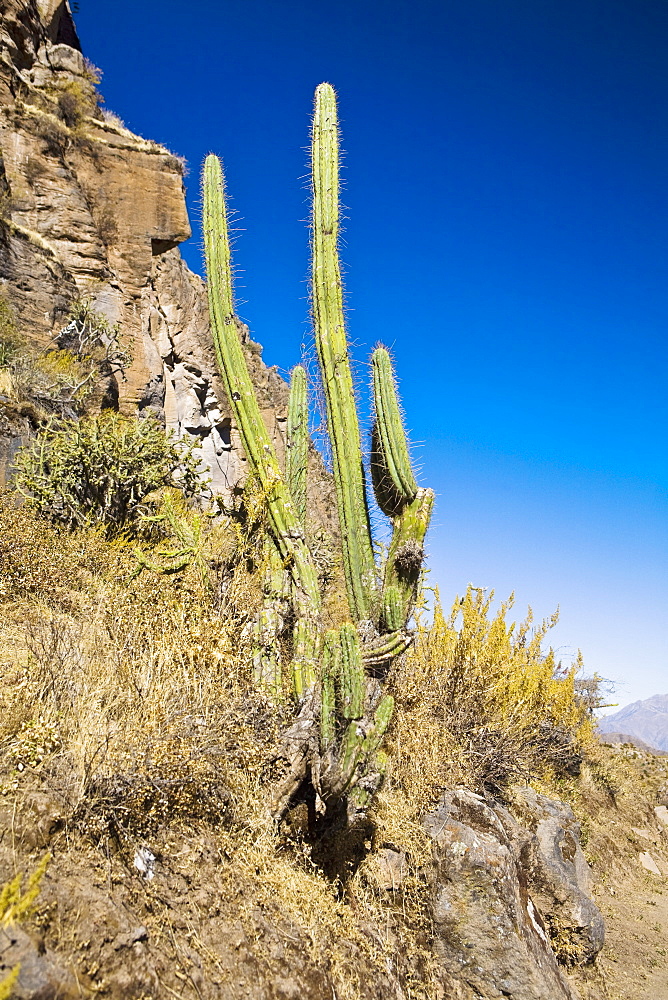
1;744;667;1000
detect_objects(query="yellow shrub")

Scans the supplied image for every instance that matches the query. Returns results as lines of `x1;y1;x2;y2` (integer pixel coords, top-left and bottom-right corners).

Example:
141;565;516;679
389;585;594;811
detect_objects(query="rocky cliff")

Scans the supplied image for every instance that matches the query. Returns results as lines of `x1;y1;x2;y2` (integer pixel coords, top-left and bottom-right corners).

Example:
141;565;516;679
0;0;301;500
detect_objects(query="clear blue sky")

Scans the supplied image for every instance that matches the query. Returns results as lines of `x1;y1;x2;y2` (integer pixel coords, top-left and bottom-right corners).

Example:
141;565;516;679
76;0;667;709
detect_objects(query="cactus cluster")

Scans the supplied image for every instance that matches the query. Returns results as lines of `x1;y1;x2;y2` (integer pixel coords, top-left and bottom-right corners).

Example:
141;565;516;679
203;83;433;825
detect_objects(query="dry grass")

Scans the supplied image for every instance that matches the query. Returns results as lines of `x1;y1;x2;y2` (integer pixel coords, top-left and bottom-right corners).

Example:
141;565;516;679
0;493;283;836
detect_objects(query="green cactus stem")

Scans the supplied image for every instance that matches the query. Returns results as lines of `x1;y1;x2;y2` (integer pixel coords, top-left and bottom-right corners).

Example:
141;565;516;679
291;617;319;700
383;487;434;626
370;347;418;516
203;154;321;635
311;83;376;622
338;622;365;720
346;749;388;818
252;540;286;697
204;86;434;827
338;693;395;794
381;584;404;632
362;629;414;667
320;629;339;750
286;365;308;526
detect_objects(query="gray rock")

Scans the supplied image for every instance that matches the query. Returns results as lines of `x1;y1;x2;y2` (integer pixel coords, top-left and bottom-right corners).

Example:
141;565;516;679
425;788;578;999
0;925;79;999
510;786;605;964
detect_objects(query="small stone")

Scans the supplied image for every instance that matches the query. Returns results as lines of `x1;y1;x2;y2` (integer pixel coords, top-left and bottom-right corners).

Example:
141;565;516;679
639;852;662;876
374;849;406;891
654;805;668;828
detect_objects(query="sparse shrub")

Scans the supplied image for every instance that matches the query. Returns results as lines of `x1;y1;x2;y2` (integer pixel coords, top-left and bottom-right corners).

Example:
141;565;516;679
0;296;24;368
389;585;595;808
57;298;131;381
35;117;69;158
1;299;131;418
100;108;126;130
23;156;45;187
12;412;205;535
54;79;98;129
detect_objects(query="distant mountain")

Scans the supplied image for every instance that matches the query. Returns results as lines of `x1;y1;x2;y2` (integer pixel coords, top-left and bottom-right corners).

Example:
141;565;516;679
597;694;668;752
599;732;668;756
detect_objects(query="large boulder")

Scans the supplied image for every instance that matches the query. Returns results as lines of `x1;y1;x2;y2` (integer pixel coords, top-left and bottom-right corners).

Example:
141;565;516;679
510;786;605;965
424;788;579;1000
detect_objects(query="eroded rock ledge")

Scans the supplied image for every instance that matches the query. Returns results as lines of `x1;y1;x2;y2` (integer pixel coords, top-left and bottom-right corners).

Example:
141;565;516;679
0;0;298;498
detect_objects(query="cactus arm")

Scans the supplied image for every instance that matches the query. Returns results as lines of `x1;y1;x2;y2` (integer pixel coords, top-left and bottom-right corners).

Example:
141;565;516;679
202;154;320;621
383;487;434;627
311;84;376;622
286;365;308;526
362;629;414;667
370;347;418;516
381;584;404;633
338;693;394;794
292;618;319;701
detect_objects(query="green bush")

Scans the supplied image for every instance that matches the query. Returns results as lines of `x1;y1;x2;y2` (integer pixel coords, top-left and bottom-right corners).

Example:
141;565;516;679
12;412;205;535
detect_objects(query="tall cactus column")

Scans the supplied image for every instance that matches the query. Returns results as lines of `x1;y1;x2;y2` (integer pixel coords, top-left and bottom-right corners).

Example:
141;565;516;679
203;154;320;697
311;84;377;623
371;347;434;630
203;85;435;826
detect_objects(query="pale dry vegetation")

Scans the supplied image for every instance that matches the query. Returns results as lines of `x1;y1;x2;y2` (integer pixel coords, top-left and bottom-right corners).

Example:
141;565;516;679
0;483;609;999
388;587;596;812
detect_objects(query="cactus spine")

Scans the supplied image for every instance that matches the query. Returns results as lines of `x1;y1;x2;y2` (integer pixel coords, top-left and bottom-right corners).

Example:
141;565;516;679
202;85;433;825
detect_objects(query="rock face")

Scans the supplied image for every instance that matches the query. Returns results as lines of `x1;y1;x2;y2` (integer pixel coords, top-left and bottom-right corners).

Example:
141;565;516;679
424;787;605;999
0;924;80;1000
0;0;298;498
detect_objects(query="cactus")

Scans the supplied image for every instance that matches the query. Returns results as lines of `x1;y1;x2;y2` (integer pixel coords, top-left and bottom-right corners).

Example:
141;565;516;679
202;155;320;628
370;347;418;515
202;83;433;828
337;623;365;720
252;540;286;697
287;365;308;526
320;629;339;750
311;84;376;623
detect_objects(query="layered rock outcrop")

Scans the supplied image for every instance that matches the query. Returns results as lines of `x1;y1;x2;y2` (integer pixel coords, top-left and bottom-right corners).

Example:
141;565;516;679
0;0;296;497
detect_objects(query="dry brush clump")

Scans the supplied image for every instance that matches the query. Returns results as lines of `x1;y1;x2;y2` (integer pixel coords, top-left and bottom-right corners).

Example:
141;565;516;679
387;585;596;814
0;492;286;840
0;296;131;421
